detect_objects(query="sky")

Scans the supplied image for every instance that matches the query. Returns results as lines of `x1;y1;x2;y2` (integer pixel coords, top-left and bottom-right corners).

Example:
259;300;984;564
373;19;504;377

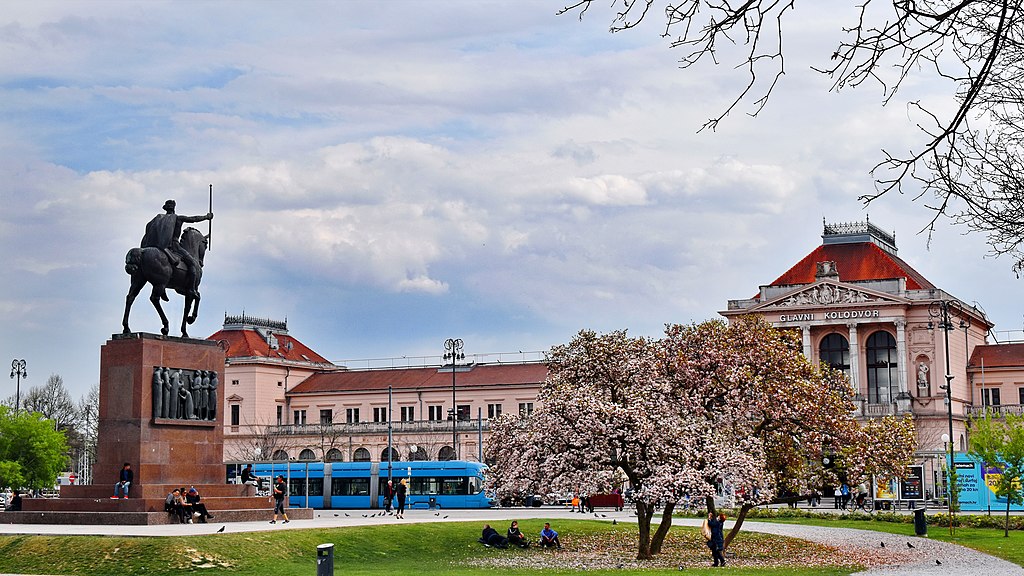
3;1;1022;403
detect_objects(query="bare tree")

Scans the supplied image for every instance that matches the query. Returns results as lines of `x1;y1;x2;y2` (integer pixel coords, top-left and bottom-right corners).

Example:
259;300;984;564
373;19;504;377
225;418;295;462
21;374;79;431
562;1;1024;270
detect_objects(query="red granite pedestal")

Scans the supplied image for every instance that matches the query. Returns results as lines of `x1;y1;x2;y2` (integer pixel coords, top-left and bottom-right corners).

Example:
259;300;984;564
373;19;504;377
4;333;311;525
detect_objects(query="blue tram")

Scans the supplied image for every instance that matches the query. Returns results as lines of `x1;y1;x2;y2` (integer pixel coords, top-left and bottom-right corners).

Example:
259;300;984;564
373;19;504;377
228;460;491;509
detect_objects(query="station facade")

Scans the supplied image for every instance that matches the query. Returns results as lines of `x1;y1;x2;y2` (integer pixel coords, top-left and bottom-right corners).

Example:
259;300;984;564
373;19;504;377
723;219;1024;496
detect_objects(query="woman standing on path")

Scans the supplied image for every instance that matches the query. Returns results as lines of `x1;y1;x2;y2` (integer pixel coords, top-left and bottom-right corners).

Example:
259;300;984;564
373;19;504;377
706;512;726;567
270;474;290;524
396;478;407;519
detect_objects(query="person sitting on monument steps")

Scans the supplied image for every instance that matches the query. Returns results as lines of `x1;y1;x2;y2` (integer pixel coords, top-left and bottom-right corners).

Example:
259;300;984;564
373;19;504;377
6;490;23;512
241;464;263;493
165;488;186;523
186;487;214;522
179;486;195;523
112;462;133;499
140;199;213;299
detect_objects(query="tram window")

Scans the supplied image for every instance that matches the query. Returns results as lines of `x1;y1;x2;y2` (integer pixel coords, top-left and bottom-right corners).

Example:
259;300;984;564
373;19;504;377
468;476;482;494
289;479;305;496
441;477;467;495
332;478;369;496
408;477;469;495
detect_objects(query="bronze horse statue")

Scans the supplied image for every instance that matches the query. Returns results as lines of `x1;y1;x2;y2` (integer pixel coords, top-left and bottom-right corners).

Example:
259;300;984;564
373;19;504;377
122;227;207;337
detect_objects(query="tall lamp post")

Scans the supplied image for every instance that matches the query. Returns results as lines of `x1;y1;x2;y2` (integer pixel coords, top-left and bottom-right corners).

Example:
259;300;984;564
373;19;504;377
928;299;970;534
387;384;393;485
443;338;464;460
10;359;26;415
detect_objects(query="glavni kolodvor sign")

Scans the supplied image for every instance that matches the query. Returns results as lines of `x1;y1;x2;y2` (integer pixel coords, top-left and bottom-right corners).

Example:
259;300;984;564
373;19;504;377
779;310;881;322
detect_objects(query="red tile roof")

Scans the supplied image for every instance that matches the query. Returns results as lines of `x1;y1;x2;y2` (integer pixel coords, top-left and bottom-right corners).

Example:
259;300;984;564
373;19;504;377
768;243;935;290
969;343;1024;369
207;328;331;364
289;362;549;394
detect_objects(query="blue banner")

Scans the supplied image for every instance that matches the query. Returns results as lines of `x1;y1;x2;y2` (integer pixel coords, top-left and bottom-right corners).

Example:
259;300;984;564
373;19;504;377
951;455;1024;512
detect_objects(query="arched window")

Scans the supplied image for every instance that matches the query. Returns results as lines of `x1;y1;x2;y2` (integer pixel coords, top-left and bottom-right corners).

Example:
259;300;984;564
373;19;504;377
325;448;344;462
353;448;371;462
408;446;428;461
866;331;898;404
298;448;317;461
381;447;400;462
271;450;289;461
818;333;850;374
438;446;456;461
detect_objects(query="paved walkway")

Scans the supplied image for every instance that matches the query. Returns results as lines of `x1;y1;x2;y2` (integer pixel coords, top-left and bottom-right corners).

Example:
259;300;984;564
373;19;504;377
1;507;1020;575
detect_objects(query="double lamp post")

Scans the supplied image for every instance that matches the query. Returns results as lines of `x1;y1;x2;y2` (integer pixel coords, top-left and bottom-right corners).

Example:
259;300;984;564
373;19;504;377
927;298;970;530
443;338;464;460
10;359;27;415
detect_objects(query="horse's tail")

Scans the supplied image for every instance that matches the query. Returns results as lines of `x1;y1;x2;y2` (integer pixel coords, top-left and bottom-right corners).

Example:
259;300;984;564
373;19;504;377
125;248;142;275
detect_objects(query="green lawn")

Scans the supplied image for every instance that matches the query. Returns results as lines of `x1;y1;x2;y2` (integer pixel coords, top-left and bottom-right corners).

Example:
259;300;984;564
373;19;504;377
0;519;863;576
752;515;1024;567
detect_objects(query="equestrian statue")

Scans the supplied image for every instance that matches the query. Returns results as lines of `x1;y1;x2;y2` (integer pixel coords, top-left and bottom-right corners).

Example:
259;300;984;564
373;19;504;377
122;198;214;337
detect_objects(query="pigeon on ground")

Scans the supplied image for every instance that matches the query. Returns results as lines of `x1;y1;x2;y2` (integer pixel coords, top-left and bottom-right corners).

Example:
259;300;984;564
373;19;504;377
601;514;607;517
435;512;440;516
880;542;885;548
443;515;448;519
907;542;915;549
362;514;367;517
344;513;350;516
936;560;942;565
594;513;600;517
333;513;338;517
216;526;225;533
612;519;617;525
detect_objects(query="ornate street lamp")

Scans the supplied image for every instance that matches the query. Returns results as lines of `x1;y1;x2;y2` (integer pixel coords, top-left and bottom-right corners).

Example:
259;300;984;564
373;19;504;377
928;299;970;534
10;359;26;415
387;384;393;484
443;338;464;460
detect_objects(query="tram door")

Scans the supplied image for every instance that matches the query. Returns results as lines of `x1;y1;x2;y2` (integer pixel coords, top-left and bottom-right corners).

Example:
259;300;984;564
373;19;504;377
369;462;380;509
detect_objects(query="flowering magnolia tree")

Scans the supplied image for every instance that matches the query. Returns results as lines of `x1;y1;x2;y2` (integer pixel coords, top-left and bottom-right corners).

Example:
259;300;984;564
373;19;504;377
485;316;916;560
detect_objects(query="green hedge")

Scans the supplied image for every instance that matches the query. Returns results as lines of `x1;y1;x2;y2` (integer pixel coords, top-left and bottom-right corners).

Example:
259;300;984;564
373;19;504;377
733;506;1024;530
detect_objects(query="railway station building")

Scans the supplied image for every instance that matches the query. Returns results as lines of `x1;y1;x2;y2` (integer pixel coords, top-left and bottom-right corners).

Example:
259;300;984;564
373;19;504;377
213;219;1024;500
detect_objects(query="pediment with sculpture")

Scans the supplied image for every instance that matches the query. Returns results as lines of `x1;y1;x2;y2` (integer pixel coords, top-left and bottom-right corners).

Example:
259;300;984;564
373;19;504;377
762;281;903;309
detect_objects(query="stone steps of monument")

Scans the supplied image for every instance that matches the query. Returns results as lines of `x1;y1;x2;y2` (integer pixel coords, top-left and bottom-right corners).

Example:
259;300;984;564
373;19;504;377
23;495;272;513
61;484;255;499
1;507;314;526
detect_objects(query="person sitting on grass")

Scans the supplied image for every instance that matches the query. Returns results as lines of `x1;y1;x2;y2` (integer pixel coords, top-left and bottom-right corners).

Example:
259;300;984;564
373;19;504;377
479;524;509;548
507;520;529;548
539;522;561;548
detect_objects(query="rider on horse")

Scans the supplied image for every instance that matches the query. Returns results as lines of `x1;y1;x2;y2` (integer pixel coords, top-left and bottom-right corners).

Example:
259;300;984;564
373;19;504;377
141;200;213;299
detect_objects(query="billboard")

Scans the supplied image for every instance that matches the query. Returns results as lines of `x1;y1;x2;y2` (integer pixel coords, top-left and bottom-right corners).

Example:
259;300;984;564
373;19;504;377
899;465;924;501
950;455;1024;512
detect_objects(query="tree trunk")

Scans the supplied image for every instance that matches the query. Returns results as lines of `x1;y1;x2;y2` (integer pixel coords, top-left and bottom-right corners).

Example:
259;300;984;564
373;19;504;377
650;500;676;555
1005;498;1011;538
723;503;754;549
635;500;655;559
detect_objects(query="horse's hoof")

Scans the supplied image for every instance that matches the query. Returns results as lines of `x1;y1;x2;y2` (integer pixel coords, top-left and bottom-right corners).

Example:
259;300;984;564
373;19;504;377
161;327;169;336
187;316;197;325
